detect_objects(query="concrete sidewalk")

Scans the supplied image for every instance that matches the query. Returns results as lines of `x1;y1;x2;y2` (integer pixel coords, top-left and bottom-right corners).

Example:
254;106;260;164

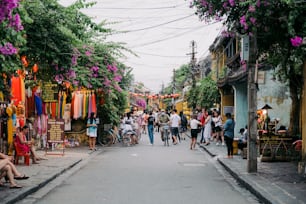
199;141;306;204
0;147;99;204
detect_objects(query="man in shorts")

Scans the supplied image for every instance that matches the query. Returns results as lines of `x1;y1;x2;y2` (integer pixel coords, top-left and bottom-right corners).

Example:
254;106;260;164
170;109;181;145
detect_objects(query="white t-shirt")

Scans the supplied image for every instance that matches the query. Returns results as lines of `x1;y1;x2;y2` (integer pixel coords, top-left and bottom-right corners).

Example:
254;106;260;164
170;114;181;128
190;119;201;129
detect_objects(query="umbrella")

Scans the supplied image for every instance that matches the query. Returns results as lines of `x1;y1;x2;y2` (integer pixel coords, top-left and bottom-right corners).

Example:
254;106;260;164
261;104;272;110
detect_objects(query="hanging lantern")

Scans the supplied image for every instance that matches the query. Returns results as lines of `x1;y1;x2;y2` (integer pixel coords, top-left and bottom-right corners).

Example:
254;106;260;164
21;56;28;67
32;64;39;73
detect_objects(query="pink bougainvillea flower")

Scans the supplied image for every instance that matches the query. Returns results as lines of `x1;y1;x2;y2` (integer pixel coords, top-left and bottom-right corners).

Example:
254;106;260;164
250;17;256;25
55;74;64;83
73;80;79;86
103;78;111;87
90;66;99;72
9;14;23;31
0;42;17;55
113;75;122;82
228;0;235;7
114;84;122;92
85;50;91;56
248;5;256;12
256;0;261;7
67;69;76;78
290;36;303;47
107;64;118;73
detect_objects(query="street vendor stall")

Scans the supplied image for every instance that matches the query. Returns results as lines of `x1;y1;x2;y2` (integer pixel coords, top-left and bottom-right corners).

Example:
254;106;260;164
257;104;292;161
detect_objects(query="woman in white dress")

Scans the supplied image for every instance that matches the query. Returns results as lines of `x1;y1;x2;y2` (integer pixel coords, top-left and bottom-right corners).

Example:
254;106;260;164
203;110;213;145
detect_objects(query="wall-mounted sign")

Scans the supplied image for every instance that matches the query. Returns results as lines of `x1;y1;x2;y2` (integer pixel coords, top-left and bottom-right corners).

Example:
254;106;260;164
241;36;249;61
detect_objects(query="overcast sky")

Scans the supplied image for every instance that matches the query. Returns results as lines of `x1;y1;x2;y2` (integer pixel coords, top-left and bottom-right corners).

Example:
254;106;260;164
60;0;223;93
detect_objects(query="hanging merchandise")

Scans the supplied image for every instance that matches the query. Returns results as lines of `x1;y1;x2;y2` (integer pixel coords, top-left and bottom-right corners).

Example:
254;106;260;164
91;92;97;115
11;76;22;106
63;104;71;131
87;92;92;117
34;94;43;116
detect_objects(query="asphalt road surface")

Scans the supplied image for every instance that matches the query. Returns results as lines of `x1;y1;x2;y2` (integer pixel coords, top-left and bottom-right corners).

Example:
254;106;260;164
21;132;260;204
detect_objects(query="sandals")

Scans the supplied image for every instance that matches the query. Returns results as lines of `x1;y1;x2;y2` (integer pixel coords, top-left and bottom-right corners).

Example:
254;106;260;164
10;185;22;189
14;175;29;180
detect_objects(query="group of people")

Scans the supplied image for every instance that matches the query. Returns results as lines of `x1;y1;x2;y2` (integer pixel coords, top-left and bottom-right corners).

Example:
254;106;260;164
190;108;240;158
0;152;29;189
118;108;187;146
1;124;47;189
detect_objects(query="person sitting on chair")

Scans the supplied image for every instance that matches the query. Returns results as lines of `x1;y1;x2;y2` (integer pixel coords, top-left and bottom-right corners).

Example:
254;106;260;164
238;126;248;152
15;126;41;164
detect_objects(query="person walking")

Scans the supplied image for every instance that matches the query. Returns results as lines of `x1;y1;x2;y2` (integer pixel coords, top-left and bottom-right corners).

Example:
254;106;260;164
200;108;207;144
189;115;201;150
203;110;213;145
87;112;97;150
158;109;170;142
147;111;155;145
212;110;224;145
223;113;235;158
179;111;188;140
170;109;180;145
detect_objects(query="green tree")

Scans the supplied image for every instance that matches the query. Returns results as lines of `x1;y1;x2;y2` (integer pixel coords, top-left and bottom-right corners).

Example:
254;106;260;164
187;75;220;109
191;0;306;134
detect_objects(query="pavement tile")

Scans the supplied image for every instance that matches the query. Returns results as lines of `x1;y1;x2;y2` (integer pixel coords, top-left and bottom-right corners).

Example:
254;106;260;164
0;147;94;204
199;141;306;204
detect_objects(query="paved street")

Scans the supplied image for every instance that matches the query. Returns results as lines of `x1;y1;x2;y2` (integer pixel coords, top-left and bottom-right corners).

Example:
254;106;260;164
18;132;259;204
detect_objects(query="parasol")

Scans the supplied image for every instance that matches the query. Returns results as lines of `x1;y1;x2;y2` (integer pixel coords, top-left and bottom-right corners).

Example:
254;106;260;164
261;104;272;110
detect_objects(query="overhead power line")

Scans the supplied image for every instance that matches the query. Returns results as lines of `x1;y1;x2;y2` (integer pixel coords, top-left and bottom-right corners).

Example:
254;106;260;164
134;51;189;58
122;14;194;33
130;21;221;48
81;3;185;10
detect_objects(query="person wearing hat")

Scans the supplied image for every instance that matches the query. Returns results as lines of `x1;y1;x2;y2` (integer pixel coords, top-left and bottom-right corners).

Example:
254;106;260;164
157;109;170;141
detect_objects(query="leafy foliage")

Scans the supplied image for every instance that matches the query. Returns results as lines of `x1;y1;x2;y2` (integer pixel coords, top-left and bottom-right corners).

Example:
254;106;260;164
191;0;306;134
187;75;220;109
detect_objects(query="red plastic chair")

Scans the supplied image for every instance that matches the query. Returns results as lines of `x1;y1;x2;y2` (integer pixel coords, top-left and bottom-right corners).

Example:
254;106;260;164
14;141;30;166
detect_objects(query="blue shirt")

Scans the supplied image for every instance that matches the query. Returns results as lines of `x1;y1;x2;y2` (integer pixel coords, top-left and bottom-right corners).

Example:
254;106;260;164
223;118;235;139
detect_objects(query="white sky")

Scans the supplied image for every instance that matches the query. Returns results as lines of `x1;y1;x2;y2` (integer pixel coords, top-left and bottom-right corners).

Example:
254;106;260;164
60;0;223;93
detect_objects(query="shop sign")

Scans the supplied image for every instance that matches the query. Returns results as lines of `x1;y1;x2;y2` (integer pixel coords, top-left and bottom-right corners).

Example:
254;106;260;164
47;119;64;143
46;118;65;155
42;82;58;102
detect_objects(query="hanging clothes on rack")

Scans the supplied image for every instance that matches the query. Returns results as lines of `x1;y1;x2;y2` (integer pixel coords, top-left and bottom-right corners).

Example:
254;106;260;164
91;92;97;115
11;76;22;106
82;91;87;119
34;94;43;116
87;92;92;117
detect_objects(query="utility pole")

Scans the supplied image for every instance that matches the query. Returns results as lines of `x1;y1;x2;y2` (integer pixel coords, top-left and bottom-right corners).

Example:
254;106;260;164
187;40;197;109
245;35;258;173
172;68;176;109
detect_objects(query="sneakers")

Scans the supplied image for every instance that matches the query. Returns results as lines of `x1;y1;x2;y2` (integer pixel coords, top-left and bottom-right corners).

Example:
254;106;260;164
222;142;225;146
216;142;220;146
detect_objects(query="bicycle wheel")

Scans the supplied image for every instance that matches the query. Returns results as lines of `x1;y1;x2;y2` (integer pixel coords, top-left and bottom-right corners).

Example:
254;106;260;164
101;131;113;146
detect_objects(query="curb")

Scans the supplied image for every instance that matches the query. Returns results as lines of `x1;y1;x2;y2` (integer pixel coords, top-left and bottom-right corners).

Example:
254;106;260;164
199;144;272;204
216;158;272;204
5;159;82;204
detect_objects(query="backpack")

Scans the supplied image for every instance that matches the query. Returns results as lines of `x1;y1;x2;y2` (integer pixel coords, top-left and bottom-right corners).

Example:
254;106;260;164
159;114;169;123
181;115;187;125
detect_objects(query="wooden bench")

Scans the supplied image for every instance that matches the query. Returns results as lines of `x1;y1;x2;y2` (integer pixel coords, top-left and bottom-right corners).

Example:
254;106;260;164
13;142;30;166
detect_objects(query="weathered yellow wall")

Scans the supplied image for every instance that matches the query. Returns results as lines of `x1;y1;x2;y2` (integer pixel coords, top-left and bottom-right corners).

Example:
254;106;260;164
221;92;234;121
